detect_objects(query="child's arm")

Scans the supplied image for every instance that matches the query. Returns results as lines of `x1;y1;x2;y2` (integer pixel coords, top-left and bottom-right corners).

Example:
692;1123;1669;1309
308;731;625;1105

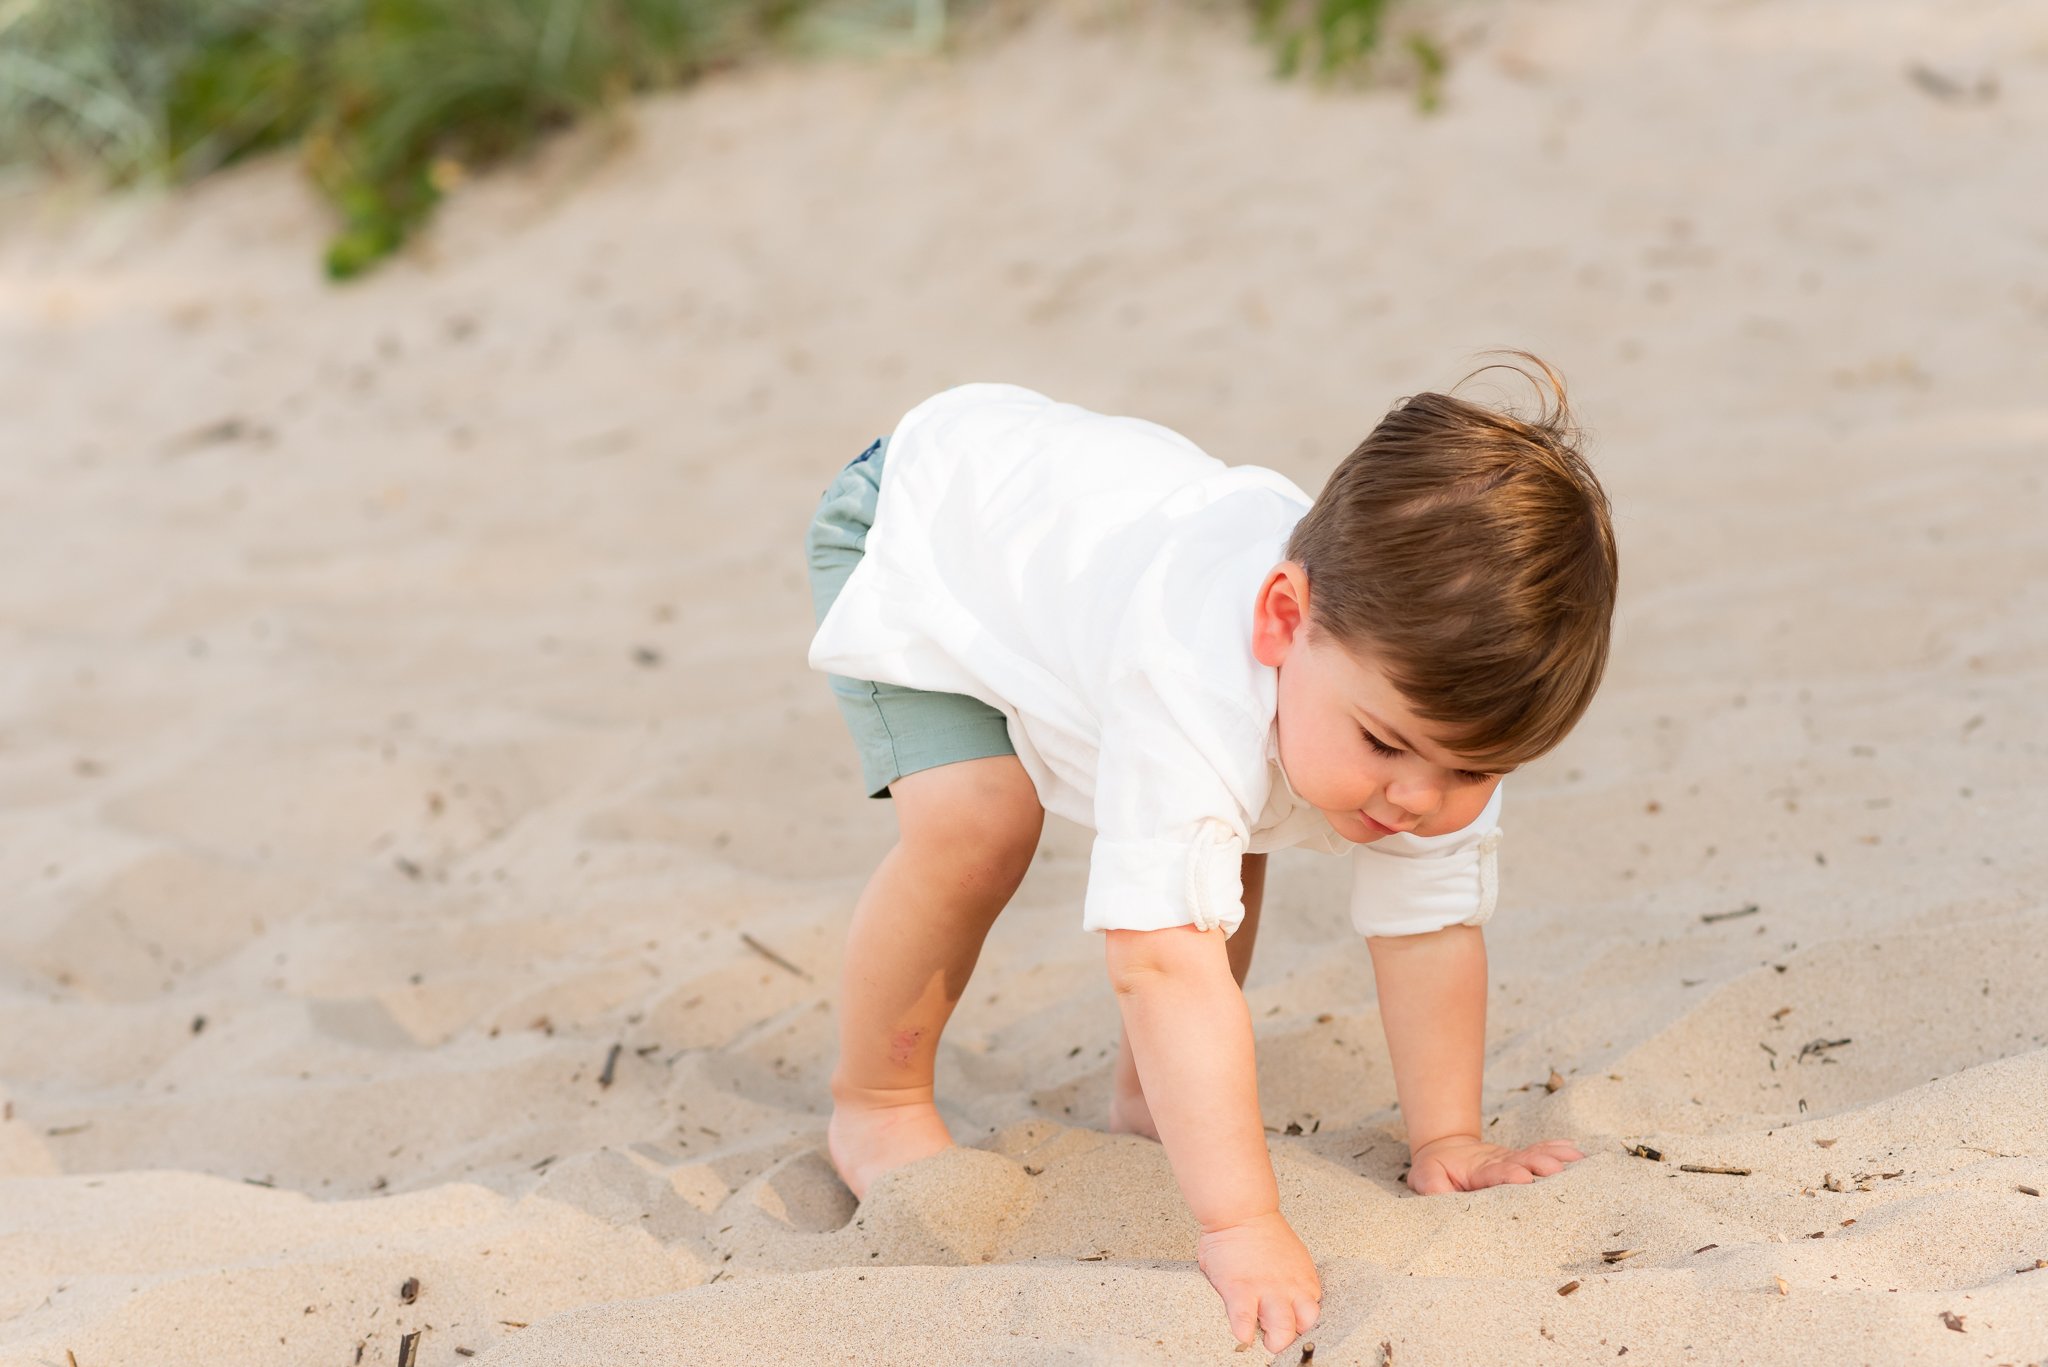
1106;925;1320;1353
1366;924;1584;1193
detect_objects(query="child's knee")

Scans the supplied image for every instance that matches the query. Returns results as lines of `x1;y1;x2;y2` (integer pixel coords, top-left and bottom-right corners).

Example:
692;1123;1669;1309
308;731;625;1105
894;759;1043;891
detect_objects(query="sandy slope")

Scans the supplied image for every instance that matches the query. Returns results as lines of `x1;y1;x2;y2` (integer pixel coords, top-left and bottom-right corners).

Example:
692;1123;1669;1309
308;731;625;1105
2;0;2045;1362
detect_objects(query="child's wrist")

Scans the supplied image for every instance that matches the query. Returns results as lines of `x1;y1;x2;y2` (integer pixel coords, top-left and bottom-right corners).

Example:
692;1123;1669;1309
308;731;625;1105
1187;1172;1283;1233
1409;1130;1483;1158
1197;1207;1286;1237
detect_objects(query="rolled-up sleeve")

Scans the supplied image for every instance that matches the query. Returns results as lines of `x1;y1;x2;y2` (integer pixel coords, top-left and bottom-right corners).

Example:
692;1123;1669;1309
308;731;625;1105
1084;821;1247;934
1348;784;1505;938
1080;671;1262;937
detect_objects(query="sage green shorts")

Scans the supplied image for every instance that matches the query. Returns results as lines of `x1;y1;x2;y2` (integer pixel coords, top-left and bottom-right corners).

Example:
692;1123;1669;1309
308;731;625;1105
806;437;1016;798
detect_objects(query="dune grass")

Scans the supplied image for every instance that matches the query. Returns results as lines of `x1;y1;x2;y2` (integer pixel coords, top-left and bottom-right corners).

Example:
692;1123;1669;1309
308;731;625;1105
2;0;801;275
1257;0;1446;109
1;0;1432;278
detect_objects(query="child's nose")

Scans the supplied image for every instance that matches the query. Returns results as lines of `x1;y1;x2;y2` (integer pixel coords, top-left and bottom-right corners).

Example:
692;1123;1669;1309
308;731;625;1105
1386;777;1443;821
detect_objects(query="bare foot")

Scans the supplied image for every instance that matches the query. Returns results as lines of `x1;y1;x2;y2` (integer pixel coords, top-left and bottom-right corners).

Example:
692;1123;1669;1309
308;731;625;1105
1108;1080;1161;1141
828;1095;955;1199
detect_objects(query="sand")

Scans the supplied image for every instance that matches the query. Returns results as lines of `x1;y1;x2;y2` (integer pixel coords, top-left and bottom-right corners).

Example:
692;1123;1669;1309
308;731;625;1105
2;0;2045;1361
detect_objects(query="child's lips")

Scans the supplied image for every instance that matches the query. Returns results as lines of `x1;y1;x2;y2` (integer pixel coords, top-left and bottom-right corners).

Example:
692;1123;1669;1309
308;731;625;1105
1360;811;1399;836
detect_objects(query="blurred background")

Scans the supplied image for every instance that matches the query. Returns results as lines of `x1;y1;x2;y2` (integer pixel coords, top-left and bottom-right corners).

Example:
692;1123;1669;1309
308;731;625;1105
1;0;1441;276
2;2;2045;1364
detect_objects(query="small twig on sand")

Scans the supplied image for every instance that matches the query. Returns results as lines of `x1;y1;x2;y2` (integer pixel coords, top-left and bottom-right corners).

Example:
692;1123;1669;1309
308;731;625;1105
1908;64;1997;105
740;932;812;981
1624;1144;1663;1162
1557;1280;1581;1296
397;1332;422;1367
598;1043;623;1089
1701;903;1760;924
1796;1038;1852;1063
1680;1164;1752;1176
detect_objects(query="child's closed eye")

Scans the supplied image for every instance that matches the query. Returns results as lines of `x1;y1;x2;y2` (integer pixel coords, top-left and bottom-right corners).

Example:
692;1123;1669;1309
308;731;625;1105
1361;727;1496;784
1361;727;1402;759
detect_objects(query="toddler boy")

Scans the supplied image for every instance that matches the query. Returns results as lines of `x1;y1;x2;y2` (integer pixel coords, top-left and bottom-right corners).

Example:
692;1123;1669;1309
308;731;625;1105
805;361;1617;1352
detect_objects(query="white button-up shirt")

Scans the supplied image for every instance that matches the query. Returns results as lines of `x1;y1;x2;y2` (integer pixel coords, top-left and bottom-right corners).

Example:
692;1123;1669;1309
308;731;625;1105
809;383;1502;939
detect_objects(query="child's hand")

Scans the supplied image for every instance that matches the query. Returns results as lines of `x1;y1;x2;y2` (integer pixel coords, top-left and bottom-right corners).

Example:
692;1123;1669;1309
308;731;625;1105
1407;1134;1584;1194
1195;1210;1322;1352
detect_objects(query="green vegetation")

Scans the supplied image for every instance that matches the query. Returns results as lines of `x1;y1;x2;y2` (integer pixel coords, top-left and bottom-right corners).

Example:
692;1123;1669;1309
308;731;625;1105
1254;0;1445;108
1;0;1435;278
1255;0;1394;79
2;0;802;276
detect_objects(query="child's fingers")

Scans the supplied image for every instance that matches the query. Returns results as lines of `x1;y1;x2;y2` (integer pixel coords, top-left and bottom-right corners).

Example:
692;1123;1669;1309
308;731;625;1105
1532;1140;1586;1162
1293;1293;1323;1336
1258;1294;1299;1352
1407;1161;1458;1195
1225;1289;1261;1346
1522;1150;1570;1177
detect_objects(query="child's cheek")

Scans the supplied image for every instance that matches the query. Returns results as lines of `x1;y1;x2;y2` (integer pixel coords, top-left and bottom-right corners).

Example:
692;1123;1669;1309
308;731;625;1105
1420;784;1498;837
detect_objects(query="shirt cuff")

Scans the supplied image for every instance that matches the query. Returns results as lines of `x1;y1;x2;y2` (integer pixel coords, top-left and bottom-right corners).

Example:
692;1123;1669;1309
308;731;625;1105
1083;821;1246;936
1348;825;1503;938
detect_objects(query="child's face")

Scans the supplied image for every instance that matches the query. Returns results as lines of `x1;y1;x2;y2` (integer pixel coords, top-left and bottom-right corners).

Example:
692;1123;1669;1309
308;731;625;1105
1253;566;1507;843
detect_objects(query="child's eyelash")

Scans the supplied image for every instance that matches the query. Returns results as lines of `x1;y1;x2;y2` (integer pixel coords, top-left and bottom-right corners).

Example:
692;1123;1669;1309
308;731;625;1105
1361;728;1401;758
1363;727;1496;784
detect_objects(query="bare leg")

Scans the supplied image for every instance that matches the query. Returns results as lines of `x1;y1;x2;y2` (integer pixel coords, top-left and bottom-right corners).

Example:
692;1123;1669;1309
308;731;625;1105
827;756;1043;1199
1110;853;1266;1138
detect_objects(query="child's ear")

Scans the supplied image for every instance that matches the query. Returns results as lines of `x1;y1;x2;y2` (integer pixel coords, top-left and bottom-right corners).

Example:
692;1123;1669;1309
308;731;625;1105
1251;564;1311;668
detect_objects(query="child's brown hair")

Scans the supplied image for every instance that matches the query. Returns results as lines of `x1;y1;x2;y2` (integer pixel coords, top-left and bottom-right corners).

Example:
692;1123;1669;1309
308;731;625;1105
1287;353;1618;770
